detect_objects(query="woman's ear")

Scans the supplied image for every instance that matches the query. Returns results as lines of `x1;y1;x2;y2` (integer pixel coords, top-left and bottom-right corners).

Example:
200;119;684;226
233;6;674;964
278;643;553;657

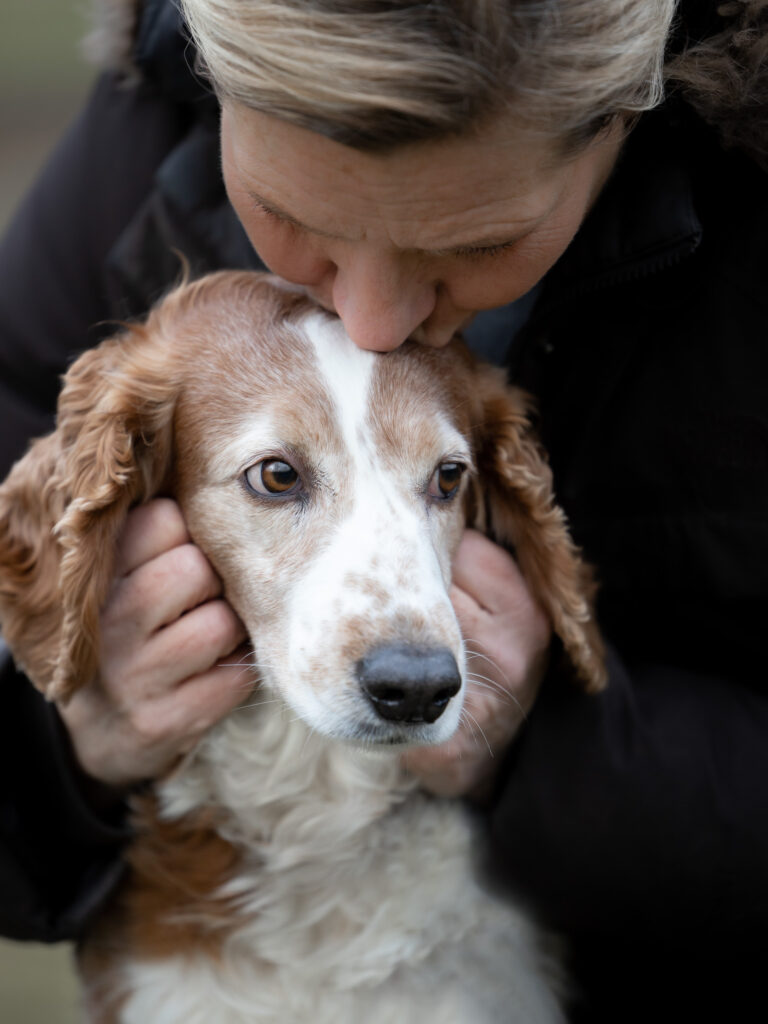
0;324;178;702
467;366;606;694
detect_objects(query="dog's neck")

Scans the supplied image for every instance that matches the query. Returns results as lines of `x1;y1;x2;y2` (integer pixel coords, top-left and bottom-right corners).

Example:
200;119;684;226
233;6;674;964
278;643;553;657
155;695;419;857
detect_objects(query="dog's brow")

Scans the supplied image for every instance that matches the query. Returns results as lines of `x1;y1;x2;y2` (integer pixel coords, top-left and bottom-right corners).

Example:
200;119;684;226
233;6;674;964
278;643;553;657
216;415;282;477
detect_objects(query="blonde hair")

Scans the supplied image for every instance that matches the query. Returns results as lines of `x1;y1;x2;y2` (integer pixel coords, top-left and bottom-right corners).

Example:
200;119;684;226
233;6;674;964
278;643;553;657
180;0;676;151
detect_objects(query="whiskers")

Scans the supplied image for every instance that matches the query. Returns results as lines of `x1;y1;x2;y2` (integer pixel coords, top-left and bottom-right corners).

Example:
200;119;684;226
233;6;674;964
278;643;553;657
464;643;527;721
458;705;493;757
450;642;529;758
236;695;283;712
218;648;284;715
218;646;260;687
216;643;519;771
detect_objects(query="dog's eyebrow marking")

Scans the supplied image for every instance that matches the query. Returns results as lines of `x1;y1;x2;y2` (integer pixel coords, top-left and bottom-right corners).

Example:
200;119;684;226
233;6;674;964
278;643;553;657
216;415;282;477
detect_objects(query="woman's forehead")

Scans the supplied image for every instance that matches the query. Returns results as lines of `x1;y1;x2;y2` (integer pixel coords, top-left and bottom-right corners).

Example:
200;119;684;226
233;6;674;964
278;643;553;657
221;103;575;252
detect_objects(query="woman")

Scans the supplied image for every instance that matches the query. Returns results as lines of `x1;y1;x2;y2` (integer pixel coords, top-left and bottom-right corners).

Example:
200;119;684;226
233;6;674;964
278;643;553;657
1;1;766;1019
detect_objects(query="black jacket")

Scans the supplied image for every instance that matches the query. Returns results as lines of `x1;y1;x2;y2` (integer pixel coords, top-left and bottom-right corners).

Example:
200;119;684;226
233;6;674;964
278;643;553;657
1;2;766;1020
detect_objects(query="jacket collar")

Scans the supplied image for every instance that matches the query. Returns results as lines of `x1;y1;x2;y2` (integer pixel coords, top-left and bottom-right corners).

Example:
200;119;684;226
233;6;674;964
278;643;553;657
134;0;214;106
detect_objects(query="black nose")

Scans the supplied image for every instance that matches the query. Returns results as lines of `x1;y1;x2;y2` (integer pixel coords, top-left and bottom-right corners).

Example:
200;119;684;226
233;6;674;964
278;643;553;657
357;645;461;724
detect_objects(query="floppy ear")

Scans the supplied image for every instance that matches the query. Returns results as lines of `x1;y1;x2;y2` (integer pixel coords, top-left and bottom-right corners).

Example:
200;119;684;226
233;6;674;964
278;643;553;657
467;366;606;694
0;324;178;702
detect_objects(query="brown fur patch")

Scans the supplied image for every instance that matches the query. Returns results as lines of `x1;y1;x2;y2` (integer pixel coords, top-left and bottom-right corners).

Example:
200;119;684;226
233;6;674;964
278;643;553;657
169;293;359;645
120;794;246;959
80;794;246;994
79;794;246;1021
342;571;393;606
368;339;478;481
337;608;447;673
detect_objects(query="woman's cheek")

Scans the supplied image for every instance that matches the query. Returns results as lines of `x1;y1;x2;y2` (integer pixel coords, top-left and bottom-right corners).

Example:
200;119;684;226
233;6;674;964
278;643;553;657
446;230;575;310
442;254;539;310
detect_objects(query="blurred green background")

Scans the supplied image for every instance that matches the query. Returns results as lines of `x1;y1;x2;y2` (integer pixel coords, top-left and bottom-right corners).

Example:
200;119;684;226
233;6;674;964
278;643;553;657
1;4;94;1020
0;0;93;230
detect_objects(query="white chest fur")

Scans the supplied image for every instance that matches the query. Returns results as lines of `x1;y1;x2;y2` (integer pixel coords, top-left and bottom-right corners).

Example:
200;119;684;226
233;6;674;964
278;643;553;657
113;702;566;1024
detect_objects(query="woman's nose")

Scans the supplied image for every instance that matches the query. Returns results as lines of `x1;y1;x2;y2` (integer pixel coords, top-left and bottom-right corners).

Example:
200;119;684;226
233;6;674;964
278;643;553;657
329;257;437;352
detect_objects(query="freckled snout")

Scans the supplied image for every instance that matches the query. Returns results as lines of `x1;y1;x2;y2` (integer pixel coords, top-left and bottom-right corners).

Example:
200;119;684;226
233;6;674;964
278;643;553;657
356;644;461;724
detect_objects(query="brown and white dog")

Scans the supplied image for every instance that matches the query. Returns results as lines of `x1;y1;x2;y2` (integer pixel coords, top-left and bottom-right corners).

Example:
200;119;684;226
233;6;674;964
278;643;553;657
0;272;604;1023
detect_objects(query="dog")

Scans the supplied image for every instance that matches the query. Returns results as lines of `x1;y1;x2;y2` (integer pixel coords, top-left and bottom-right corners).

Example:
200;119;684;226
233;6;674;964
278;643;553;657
0;271;605;1023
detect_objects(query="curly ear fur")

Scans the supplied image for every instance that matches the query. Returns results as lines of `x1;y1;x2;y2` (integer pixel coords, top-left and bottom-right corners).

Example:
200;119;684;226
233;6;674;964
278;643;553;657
0;324;179;702
468;366;606;694
0;432;71;691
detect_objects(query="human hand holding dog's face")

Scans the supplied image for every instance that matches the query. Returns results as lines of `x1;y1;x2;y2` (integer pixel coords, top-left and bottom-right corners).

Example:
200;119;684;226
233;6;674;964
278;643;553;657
402;530;551;799
56;498;250;789
56;506;550;796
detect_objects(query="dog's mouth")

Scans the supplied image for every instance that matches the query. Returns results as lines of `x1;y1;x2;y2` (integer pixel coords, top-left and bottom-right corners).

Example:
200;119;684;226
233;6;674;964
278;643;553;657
333;712;461;751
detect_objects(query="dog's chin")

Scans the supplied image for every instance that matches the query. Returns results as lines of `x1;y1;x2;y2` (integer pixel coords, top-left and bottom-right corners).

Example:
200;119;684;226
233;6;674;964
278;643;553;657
321;715;460;752
270;682;462;751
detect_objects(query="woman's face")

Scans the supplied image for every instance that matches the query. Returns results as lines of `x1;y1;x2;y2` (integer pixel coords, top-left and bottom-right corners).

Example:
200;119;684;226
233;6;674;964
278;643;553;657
221;104;623;351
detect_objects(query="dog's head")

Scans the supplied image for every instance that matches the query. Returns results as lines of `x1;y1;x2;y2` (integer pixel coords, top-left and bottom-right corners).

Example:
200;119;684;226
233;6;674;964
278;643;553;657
0;271;604;749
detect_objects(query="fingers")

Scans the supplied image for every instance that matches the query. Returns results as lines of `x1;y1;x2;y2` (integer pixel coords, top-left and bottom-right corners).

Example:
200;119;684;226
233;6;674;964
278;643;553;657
114;498;191;576
59;649;256;788
120;598;248;700
57;497;254;788
105;496;232;639
452;529;550;673
103;517;249;700
403;530;553;799
452;529;528;614
136;650;257;755
105;542;224;635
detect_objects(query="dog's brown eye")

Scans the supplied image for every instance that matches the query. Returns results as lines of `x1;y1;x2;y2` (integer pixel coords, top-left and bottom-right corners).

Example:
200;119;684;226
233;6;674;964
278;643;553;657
428;461;466;500
245;459;300;495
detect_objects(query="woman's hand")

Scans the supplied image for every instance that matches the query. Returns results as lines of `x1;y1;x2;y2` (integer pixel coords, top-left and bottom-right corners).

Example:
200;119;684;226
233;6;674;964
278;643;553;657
402;530;551;799
57;499;252;789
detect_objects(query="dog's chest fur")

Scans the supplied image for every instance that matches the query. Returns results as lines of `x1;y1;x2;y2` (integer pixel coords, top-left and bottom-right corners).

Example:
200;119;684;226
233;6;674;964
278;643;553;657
90;701;565;1024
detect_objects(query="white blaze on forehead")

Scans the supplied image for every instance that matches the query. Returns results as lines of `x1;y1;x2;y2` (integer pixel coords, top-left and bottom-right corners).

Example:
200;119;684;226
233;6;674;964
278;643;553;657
300;312;376;452
295;312;451;601
274;316;465;738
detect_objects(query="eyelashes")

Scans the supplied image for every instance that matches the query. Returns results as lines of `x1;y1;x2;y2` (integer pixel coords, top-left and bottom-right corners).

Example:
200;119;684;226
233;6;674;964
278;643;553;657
451;240;518;260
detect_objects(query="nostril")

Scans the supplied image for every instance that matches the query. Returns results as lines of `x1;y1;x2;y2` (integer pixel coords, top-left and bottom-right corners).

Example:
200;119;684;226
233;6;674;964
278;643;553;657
431;687;454;710
374;686;407;707
356;645;461;724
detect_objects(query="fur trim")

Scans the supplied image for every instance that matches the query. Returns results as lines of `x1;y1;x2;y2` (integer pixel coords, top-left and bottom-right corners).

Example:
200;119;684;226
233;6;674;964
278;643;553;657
82;0;143;79
667;1;768;168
